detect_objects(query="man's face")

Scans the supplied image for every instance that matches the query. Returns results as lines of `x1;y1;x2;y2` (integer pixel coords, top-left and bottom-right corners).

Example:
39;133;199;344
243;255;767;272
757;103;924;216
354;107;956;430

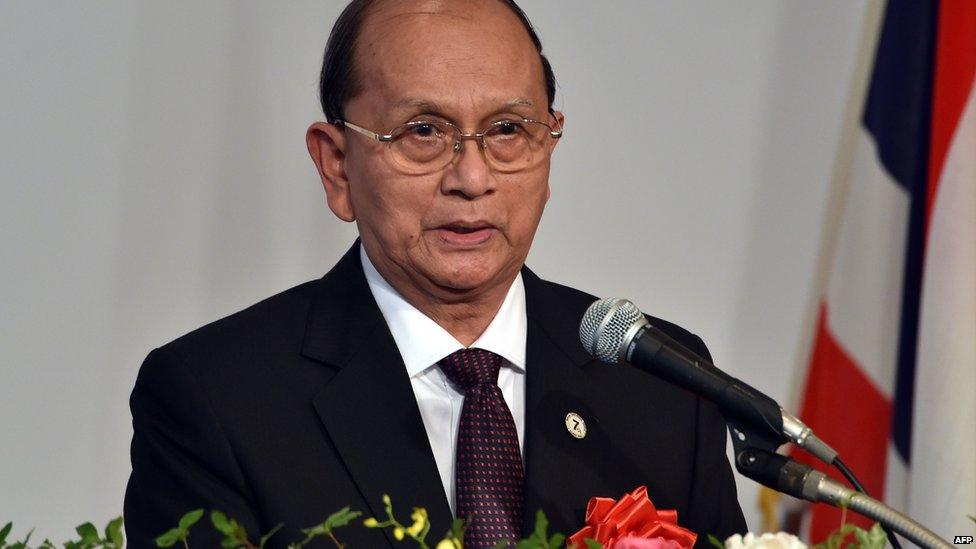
313;0;562;303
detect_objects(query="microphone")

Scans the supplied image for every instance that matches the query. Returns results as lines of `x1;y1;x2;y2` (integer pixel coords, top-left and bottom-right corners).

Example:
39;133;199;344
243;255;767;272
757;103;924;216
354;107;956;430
578;297;837;464
579;298;953;548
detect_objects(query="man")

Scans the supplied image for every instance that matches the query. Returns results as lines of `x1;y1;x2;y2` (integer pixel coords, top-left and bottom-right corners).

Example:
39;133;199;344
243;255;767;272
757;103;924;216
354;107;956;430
124;0;747;547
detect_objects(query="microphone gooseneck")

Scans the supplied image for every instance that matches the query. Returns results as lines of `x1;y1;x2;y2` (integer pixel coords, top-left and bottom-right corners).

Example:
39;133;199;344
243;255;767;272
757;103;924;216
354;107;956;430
734;447;950;548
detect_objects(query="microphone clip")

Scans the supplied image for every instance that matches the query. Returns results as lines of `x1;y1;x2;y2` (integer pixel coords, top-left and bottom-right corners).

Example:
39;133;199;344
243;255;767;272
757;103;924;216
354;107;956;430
726;419;815;501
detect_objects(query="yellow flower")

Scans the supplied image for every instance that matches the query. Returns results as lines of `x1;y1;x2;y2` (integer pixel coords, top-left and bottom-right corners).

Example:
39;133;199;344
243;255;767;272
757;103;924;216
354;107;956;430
393;527;405;541
407;508;428;536
363;517;379;528
382;494;392;506
435;539;457;549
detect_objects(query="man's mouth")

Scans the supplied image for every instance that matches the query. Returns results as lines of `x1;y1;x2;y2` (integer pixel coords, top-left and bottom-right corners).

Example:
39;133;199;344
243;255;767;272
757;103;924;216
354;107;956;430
435;223;495;246
444;225;485;234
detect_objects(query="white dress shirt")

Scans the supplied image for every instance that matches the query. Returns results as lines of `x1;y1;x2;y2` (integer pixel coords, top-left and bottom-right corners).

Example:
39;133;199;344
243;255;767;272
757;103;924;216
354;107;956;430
360;248;527;514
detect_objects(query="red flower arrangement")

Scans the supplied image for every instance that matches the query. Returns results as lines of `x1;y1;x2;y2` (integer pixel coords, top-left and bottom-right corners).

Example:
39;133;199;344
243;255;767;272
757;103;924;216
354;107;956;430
567;486;697;549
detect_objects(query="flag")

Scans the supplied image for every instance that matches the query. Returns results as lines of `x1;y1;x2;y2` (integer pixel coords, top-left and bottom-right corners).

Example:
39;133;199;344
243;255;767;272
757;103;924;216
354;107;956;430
905;0;975;534
795;0;975;541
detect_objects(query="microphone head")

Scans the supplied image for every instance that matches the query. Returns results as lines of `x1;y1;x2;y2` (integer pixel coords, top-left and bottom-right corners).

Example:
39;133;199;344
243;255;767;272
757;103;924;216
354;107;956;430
579;298;649;363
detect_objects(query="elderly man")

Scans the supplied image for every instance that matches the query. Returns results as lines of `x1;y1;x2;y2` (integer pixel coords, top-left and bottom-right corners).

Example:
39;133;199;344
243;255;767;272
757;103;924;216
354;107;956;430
124;0;746;547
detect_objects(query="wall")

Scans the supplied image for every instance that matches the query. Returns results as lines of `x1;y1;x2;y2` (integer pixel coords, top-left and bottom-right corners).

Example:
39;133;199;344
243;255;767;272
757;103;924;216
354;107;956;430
0;1;869;539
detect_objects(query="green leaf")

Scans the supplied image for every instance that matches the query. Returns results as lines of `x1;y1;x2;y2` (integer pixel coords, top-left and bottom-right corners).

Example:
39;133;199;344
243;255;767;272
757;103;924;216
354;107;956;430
0;522;11;544
235;522;250;539
813;523;859;549
5;527;31;549
154;528;182;548
221;537;245;549
707;533;725;548
300;524;326;538
324;506;362;530
259;523;284;548
450;517;466;541
179;509;205;532
548;532;566;548
299;507;362;547
76;521;100;543
853;523;887;549
532;509;548;540
584;539;603;549
105;516;125;547
211;510;235;535
209;512;252;548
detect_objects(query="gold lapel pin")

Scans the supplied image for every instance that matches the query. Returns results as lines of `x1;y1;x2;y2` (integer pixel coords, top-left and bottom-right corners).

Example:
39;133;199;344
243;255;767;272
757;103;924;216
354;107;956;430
565;412;587;439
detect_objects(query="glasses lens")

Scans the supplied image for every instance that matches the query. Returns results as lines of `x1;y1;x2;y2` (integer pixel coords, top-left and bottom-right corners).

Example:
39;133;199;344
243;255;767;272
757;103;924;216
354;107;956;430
484;120;550;173
388;121;455;174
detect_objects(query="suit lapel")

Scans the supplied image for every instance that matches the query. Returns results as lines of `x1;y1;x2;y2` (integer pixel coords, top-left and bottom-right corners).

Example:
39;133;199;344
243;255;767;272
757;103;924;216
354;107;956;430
302;243;453;547
521;268;607;536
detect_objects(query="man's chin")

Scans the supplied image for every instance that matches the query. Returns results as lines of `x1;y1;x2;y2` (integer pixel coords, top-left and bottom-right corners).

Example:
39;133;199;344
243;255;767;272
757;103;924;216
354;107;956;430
425;264;514;296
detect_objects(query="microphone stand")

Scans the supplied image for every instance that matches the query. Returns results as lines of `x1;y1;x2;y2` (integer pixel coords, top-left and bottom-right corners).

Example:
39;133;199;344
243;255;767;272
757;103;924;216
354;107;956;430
726;419;951;549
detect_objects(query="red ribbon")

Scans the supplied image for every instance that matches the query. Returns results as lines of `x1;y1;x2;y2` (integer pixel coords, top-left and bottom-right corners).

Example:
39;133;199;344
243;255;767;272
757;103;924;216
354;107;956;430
567;486;697;549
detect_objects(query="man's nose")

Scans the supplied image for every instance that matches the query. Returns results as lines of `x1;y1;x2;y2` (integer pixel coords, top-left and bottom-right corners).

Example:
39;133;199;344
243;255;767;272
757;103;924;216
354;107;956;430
440;138;495;198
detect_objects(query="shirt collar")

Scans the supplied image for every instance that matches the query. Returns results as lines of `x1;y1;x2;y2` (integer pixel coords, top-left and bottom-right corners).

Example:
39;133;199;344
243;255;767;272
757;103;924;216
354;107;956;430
360;246;527;378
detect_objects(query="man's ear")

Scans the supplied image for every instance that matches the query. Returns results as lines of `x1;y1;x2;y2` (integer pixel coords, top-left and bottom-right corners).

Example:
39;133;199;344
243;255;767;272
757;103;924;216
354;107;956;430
306;121;356;222
549;110;565;154
545;110;564;202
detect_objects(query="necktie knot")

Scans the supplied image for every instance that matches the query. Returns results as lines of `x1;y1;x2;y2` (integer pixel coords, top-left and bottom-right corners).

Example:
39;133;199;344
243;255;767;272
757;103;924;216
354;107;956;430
438;348;503;391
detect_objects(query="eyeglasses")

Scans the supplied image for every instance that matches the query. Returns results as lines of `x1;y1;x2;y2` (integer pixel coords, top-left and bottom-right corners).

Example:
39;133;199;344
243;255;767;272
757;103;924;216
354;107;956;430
336;116;562;175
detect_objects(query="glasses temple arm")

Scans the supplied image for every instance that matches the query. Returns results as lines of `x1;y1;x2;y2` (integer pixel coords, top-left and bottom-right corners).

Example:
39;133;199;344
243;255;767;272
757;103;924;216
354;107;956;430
336;120;394;142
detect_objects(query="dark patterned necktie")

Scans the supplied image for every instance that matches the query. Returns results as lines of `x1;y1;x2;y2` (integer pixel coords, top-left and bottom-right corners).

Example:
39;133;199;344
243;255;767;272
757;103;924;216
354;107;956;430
438;348;524;548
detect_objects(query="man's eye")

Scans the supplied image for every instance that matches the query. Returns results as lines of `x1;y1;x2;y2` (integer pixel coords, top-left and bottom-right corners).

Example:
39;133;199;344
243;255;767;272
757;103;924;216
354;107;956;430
494;121;525;136
409;123;439;138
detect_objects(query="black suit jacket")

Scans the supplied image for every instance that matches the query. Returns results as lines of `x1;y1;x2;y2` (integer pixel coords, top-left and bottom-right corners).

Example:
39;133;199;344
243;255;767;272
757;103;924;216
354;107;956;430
124;242;746;548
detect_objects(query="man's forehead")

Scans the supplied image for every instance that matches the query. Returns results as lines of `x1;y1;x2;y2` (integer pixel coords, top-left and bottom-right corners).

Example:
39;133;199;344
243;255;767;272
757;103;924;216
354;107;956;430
374;6;473;24
344;0;547;121
392;97;536;111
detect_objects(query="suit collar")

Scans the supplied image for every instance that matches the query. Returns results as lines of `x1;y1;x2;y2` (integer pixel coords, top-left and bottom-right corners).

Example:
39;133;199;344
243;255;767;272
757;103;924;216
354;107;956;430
300;241;383;368
521;266;592;369
302;241;453;546
360;247;529;375
301;243;556;369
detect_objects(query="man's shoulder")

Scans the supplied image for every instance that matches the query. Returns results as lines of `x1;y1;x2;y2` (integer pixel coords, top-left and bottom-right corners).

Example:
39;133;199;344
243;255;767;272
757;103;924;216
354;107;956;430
154;277;323;371
526;270;707;356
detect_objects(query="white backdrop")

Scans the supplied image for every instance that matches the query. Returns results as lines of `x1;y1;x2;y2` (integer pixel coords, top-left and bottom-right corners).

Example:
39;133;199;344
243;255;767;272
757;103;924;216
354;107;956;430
0;1;870;540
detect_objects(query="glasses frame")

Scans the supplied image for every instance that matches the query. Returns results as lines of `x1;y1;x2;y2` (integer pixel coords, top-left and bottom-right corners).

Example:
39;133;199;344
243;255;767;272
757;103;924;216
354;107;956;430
335;116;563;172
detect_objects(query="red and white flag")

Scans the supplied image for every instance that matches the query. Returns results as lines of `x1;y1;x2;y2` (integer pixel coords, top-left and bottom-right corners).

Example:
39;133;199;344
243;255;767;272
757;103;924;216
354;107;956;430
796;0;974;541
